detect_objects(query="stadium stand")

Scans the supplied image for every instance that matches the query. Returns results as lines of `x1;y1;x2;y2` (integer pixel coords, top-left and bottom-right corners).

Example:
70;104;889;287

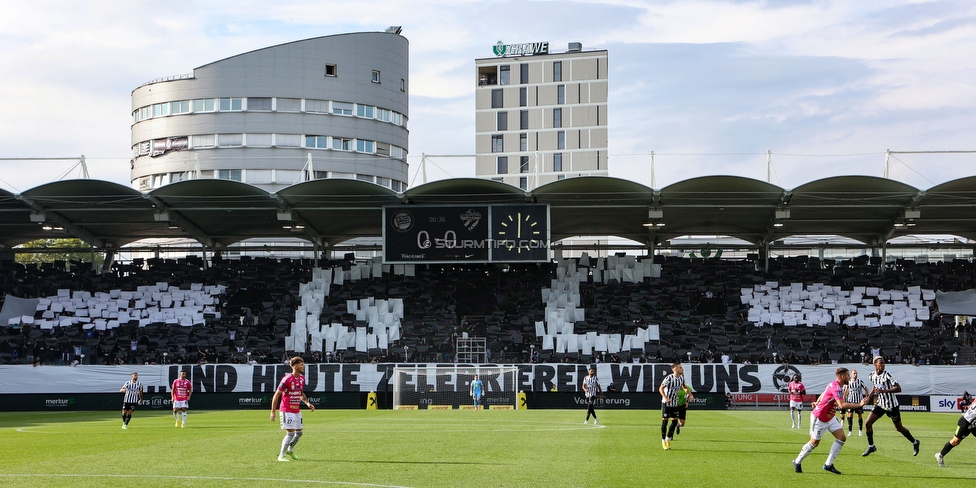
1;253;973;366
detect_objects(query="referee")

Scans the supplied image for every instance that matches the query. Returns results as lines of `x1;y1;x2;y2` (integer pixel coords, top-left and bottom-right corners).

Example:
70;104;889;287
120;372;143;430
843;369;868;436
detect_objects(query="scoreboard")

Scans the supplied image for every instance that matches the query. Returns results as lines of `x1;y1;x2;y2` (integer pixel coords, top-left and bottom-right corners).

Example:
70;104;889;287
383;204;549;264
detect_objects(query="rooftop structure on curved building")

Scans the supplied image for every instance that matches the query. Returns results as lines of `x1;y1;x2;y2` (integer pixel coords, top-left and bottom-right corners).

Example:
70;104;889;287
131;30;409;193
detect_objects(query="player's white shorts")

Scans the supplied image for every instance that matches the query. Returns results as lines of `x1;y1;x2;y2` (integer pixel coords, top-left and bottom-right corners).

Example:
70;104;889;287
279;412;303;430
809;416;842;440
172;400;189;409
790;400;804;410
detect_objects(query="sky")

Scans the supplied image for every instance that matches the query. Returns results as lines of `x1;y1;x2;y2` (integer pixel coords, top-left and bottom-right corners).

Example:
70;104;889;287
1;0;974;194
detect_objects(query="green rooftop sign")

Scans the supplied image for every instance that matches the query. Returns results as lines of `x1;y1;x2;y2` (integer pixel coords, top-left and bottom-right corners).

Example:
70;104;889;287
494;40;549;57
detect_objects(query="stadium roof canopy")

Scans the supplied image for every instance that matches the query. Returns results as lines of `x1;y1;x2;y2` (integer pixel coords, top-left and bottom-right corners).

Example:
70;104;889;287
1;175;975;251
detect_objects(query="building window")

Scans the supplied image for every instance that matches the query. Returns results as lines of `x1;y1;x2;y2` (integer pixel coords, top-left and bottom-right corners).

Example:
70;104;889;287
553;108;562;128
357;174;374;182
247;97;272;111
520;63;529;84
400;78;406;92
247;169;272;184
497;111;508;131
499;65;510;85
325;64;337;76
246;133;272;147
356;139;375;153
219;97;243;111
305;99;329;113
333;138;352;151
305;135;329;149
491;89;503;109
520;133;527;151
520;110;528;130
276;98;301;112
191;134;215;148
152;103;169;117
557;174;565;180
217;169;242;182
217;134;243;147
553;153;563;171
372;70;381;83
276;134;301;147
519;177;527;190
376;176;391;188
170;100;190;114
491;135;504;153
357;104;374;118
519;87;527;107
553;61;562;82
557;131;565;150
497;156;508;174
520;156;529;173
557;85;565;104
193;98;216;112
333;102;353;115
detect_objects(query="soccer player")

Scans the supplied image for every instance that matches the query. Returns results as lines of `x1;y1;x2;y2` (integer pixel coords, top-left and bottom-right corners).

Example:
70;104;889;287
659;362;694;450
119;372;142;430
862;356;920;457
792;367;870;474
843;369;868;436
935;392;976;466
171;370;192;428
271;356;315;462
788;374;806;429
470;374;484;410
581;366;602;425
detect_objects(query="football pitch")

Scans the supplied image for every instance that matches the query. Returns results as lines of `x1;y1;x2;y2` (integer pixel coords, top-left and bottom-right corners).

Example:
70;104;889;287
1;409;971;487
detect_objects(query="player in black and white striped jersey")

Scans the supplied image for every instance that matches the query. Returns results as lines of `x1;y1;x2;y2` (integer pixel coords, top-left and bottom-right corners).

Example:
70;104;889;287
119;372;143;430
935;393;976;466
659;362;693;450
862;356;920;457
843;369;868;436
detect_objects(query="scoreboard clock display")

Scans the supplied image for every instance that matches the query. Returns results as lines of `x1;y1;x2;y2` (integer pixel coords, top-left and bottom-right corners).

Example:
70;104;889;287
384;206;490;263
383;204;550;264
489;204;550;262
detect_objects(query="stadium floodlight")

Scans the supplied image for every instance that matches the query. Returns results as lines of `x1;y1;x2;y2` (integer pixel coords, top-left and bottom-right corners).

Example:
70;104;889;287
393;365;519;410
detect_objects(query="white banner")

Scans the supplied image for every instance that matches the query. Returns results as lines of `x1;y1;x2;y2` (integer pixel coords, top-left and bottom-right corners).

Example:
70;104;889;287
1;363;974;395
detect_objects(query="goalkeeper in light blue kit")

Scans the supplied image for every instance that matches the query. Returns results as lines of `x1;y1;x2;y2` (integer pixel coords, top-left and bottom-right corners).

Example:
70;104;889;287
471;374;484;410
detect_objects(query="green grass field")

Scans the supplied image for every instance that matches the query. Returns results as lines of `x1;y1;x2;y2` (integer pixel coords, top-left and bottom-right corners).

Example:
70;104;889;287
1;408;972;487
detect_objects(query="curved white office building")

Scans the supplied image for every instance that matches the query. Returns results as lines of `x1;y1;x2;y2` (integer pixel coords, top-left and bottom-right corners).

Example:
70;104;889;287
131;31;409;193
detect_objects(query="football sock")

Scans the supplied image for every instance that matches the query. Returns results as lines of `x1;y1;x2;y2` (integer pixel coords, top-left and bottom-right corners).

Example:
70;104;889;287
940;442;955;457
901;430;916;443
289;430;303;449
858;418;863;430
667;419;679;438
280;432;295;456
866;431;874;445
825;439;845;466
173;411;179;421
847;417;853;431
661;419;669;439
795;442;816;463
182;411;187;423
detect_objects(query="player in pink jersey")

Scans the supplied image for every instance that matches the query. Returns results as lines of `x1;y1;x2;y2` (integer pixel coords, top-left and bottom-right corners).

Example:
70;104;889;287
171;370;192;428
791;367;871;475
787;374;806;429
271;356;314;462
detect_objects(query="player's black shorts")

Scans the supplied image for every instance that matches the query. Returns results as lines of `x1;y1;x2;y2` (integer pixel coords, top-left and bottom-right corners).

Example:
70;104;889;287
845;407;864;414
585;396;597;406
123;402;138;410
678;405;688;420
870;405;901;422
954;416;976;440
662;405;683;419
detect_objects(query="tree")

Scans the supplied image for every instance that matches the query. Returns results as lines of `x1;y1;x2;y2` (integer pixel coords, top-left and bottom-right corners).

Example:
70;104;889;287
15;238;104;270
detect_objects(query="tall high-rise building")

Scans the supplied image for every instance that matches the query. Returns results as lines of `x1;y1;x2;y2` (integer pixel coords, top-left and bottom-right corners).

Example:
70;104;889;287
475;41;608;190
131;30;409;192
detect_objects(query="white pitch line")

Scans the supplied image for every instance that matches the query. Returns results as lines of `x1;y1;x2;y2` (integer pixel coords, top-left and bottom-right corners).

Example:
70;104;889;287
0;473;412;488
